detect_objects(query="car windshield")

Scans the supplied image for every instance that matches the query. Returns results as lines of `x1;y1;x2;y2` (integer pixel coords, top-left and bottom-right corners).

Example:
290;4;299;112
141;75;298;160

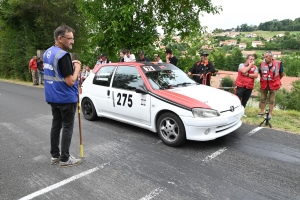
141;63;196;90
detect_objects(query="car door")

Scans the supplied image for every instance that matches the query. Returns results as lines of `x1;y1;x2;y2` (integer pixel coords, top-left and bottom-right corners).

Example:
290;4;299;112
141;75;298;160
92;65;116;114
108;65;151;125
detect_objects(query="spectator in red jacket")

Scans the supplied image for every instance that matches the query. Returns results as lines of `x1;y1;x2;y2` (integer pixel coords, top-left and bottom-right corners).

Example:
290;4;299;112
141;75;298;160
28;56;38;85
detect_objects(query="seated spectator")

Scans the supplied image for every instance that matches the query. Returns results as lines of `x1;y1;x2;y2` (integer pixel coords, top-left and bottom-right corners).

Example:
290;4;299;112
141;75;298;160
165;48;178;66
124;49;136;62
99;52;111;64
96;55;102;64
136;50;150;62
154;53;162;63
119;50;125;62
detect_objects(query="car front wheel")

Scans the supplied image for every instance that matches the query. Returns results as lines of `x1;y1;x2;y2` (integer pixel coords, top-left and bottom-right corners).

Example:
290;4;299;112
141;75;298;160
156;112;186;147
81;98;97;121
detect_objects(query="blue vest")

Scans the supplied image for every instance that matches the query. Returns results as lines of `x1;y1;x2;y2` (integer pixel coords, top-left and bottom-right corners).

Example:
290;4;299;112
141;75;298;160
43;46;78;104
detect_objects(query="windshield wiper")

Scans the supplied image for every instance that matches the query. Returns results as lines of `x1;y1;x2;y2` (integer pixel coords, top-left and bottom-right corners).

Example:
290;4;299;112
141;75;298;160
176;82;193;86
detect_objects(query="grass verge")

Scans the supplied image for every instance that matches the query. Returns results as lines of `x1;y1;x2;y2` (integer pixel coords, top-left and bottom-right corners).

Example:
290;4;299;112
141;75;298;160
0;78;44;87
243;106;300;134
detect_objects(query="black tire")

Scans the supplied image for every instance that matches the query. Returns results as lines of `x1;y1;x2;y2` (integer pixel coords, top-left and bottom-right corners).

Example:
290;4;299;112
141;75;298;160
156;112;186;147
81;98;97;121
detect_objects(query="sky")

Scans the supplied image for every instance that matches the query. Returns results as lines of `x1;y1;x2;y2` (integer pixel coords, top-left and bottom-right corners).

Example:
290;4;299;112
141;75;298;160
200;0;300;32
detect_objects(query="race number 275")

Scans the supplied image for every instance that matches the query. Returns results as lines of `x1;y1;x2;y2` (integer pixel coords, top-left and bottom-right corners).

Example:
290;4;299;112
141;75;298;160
117;93;133;107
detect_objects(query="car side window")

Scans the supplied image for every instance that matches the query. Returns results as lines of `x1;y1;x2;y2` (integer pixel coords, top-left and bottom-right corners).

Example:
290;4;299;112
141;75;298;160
112;66;144;90
93;66;115;86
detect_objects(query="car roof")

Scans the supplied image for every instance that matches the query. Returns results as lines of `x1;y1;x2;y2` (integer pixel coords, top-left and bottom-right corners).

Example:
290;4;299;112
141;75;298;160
93;62;177;74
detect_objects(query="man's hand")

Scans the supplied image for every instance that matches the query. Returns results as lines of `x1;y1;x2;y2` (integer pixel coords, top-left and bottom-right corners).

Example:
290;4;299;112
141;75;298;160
72;60;81;72
187;72;192;76
248;60;254;67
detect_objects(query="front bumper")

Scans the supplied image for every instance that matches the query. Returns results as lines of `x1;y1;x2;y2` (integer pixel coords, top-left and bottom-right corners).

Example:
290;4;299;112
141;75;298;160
181;106;244;141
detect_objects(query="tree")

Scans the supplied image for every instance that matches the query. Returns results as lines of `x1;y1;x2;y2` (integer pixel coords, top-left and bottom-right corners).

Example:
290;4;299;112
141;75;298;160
230;48;244;71
0;0;87;79
281;54;300;77
225;55;235;71
77;0;221;65
210;50;226;70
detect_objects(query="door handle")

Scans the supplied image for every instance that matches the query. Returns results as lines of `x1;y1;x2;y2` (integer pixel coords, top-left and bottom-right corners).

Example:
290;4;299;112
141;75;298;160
107;90;110;97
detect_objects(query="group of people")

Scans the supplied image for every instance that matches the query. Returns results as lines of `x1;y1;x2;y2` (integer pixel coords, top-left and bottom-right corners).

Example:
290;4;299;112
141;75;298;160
187;51;284;120
28;56;44;85
235;51;284;119
95;48;178;66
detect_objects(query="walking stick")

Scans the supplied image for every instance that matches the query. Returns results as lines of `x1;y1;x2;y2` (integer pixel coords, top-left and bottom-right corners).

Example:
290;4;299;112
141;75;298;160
77;81;84;158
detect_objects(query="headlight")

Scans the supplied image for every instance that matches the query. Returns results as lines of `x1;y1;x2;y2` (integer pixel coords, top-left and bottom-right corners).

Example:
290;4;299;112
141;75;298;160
192;108;220;118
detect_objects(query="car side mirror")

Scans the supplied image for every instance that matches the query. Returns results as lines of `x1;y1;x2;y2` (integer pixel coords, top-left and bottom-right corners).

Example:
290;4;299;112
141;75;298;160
135;86;148;94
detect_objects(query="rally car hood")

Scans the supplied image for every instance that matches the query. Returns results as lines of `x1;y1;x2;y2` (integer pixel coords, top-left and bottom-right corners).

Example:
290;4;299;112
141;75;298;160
152;85;241;111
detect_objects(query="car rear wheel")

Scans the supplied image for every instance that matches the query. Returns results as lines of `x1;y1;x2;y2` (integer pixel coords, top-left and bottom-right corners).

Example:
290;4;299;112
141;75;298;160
82;98;97;121
156;112;186;147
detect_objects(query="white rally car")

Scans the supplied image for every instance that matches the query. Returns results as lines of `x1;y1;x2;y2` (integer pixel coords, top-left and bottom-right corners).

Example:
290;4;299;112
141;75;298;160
80;62;244;147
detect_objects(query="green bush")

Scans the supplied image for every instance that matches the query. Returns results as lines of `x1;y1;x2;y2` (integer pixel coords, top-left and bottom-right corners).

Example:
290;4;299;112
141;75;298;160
285;80;300;111
275;88;291;110
220;76;234;93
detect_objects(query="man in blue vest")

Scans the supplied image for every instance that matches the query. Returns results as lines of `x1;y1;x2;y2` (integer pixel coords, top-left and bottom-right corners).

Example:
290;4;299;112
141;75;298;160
43;25;82;167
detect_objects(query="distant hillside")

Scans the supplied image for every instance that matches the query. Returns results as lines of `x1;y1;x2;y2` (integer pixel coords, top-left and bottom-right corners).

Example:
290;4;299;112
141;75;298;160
241;31;300;38
213;18;300;32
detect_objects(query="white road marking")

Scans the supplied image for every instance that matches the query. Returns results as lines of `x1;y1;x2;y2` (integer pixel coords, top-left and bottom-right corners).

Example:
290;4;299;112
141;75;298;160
202;147;227;162
246;127;263;137
19;163;109;200
167;181;175;185
139;187;165;200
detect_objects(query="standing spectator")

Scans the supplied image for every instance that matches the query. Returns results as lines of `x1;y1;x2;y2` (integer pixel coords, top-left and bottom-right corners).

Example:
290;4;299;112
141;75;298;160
154;53;163;63
165;48;178;66
81;67;86;77
136;50;150;62
124;49;136;62
258;51;284;119
99;52;111;64
119;50;125;62
82;66;91;82
234;55;258;115
187;51;216;86
37;57;44;84
28;55;38;85
43;25;82;167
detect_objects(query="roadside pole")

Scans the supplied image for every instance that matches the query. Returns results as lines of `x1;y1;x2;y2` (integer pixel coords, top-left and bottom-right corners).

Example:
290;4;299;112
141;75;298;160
78;81;84;158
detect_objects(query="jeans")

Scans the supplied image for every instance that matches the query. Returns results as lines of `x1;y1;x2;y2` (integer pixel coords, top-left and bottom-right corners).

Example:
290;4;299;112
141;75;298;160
31;70;38;85
50;103;77;162
38;70;44;84
236;86;253;108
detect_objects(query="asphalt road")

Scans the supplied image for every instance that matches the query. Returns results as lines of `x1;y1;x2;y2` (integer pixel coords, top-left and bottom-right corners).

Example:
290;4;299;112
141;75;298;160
1;81;300;200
